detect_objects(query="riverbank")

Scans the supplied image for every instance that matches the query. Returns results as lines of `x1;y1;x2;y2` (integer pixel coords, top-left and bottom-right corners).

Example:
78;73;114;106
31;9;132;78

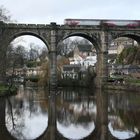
104;83;140;92
0;85;17;97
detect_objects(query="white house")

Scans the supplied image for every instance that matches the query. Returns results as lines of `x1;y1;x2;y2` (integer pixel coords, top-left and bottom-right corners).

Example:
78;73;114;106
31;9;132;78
83;56;97;68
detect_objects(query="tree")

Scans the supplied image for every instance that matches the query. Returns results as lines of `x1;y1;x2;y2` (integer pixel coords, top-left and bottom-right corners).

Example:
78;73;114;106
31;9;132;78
57;55;70;80
57;37;92;57
57;38;73;56
0;5;11;22
0;6;13;83
39;47;48;61
116;46;140;65
28;43;39;61
6;44;28;76
38;60;50;87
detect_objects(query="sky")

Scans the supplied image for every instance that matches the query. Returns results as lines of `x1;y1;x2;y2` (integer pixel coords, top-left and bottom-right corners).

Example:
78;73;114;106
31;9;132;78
1;0;140;48
1;0;140;25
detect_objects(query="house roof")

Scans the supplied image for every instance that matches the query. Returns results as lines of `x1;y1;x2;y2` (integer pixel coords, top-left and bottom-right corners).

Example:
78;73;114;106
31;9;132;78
77;44;93;52
116;65;140;69
63;64;81;72
67;51;74;57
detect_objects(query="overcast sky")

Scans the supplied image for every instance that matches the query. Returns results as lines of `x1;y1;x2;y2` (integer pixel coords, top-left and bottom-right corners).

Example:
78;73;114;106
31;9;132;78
1;0;140;24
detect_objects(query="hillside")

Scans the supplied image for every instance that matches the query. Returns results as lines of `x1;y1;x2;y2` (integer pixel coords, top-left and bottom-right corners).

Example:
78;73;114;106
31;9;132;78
116;46;140;65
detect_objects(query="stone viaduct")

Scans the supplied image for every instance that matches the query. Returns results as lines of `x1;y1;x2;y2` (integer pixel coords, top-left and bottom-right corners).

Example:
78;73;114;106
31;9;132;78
0;19;140;89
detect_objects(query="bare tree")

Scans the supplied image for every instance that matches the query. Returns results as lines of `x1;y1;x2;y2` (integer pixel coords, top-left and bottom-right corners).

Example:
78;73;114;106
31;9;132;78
0;6;12;83
0;5;11;22
57;37;92;57
7;45;27;69
28;43;39;61
39;47;48;61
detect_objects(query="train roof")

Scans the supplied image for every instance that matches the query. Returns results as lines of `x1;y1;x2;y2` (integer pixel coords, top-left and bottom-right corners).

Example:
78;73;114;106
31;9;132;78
64;18;140;27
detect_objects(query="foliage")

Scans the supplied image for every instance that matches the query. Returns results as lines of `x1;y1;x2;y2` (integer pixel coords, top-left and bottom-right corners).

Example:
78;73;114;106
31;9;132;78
6;44;28;69
0;83;17;96
38;56;70;87
26;61;39;67
57;37;92;56
38;60;50;86
29;43;39;61
0;6;14;82
57;56;70;80
0;84;7;90
125;78;140;85
116;46;140;64
39;47;48;61
0;5;11;22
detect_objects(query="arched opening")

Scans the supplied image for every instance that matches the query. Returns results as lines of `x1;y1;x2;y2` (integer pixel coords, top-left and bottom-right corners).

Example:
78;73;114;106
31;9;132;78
108;33;140;139
56;33;98;139
108;34;140;79
62;32;101;52
5;34;49;140
9;32;49;50
56;33;99;87
5;87;49;140
56;87;96;140
108;91;140;140
6;34;49;87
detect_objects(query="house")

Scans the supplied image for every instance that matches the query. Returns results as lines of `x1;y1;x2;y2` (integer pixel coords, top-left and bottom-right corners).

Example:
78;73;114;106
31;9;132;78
68;44;97;67
61;64;87;80
11;66;43;77
110;65;140;76
122;65;140;75
61;64;81;79
74;44;95;58
83;56;97;68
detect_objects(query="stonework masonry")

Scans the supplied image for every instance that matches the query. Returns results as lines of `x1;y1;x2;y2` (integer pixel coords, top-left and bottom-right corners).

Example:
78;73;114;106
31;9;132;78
0;20;140;89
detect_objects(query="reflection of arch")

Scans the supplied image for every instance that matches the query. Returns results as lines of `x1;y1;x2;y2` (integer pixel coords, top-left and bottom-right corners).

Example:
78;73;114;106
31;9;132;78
58;32;101;53
57;121;95;140
0;98;16;140
56;87;97;140
8;31;49;50
5;89;49;140
108;122;136;139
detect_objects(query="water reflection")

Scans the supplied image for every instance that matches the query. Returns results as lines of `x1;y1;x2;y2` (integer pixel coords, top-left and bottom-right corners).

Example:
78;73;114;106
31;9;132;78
95;88;108;140
108;90;140;139
5;85;48;140
57;88;96;139
0;86;140;140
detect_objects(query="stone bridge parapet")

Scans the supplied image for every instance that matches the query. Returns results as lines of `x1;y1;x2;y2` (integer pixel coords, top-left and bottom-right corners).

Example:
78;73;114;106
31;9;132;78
0;19;140;89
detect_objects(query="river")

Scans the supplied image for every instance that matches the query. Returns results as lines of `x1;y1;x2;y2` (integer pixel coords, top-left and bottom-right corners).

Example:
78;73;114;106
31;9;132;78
0;85;140;140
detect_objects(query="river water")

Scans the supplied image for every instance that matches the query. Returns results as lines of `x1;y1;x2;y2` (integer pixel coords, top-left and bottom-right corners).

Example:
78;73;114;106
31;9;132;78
0;85;140;140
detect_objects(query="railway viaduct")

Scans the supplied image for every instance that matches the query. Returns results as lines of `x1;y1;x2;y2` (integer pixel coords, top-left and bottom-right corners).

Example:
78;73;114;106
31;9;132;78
0;19;140;89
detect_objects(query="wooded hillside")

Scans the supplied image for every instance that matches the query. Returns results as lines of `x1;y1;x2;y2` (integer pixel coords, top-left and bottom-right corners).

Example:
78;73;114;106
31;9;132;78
116;46;140;65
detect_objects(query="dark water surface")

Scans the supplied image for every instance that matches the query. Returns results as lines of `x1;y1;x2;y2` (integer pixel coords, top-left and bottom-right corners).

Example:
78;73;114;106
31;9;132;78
0;85;140;140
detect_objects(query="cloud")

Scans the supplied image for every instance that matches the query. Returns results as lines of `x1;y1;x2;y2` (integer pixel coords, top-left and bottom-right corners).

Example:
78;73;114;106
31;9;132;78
1;0;140;24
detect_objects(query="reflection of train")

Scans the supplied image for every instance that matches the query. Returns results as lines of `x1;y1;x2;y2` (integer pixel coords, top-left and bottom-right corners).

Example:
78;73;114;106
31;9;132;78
64;19;140;27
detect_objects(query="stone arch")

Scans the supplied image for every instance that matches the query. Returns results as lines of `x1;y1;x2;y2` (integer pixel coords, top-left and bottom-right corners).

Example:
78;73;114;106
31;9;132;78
110;32;140;45
108;32;140;65
58;31;101;53
7;31;50;51
56;31;105;88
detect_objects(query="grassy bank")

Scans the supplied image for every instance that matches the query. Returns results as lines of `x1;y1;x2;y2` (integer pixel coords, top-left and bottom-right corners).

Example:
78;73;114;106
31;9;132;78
126;78;140;86
103;76;140;92
0;84;17;97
